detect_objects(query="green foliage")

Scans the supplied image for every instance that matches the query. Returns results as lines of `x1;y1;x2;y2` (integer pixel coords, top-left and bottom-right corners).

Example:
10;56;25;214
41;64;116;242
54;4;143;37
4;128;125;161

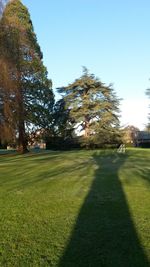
0;149;150;266
57;68;121;148
0;0;54;152
53;99;75;138
121;125;139;145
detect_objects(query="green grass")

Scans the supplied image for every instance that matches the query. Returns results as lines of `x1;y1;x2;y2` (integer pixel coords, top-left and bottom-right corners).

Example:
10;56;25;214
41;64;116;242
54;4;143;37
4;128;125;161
0;148;150;267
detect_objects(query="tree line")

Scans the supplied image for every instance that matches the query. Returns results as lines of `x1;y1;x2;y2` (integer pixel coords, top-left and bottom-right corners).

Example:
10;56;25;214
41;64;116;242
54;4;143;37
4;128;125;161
0;0;149;153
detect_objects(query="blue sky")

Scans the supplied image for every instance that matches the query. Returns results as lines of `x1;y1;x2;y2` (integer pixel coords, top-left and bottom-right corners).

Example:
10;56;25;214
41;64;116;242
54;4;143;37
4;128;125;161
22;0;150;129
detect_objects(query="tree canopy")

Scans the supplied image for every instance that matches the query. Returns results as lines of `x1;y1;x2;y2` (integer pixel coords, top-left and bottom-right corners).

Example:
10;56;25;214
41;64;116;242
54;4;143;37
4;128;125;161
57;68;121;148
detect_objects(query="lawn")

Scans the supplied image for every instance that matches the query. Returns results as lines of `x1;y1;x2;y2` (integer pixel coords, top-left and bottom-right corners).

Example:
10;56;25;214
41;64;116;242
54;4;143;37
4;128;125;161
0;148;150;267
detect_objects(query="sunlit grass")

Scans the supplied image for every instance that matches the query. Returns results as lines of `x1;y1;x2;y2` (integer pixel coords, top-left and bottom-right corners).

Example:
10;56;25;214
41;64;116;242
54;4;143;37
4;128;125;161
0;148;149;266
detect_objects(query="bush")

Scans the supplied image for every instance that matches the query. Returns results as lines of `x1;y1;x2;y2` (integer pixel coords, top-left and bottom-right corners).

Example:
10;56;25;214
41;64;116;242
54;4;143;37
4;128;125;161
46;137;81;150
138;142;150;148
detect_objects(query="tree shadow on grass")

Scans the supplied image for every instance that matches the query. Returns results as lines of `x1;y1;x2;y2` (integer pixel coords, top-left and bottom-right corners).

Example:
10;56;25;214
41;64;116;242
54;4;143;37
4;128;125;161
0;154;93;190
58;151;149;267
127;156;150;185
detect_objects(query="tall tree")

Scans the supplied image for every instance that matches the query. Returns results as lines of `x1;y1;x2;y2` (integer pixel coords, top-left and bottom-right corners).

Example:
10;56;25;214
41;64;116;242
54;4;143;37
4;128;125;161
0;59;16;145
0;0;54;153
57;68;121;147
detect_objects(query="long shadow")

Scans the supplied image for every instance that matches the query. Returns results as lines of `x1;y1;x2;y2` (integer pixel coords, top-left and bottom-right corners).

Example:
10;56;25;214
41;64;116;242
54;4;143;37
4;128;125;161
0;153;92;190
58;151;149;267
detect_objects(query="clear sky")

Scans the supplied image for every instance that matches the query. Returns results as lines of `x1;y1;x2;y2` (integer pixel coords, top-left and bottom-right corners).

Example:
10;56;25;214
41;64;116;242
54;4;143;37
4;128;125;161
22;0;150;129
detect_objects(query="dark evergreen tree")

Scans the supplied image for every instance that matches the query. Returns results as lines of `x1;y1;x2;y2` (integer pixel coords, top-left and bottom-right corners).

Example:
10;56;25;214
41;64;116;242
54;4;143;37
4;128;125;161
53;99;74;138
0;0;54;153
57;68;121;148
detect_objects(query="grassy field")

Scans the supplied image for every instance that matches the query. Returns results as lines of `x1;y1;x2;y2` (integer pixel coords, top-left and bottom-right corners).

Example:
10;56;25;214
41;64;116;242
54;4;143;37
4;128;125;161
0;148;150;267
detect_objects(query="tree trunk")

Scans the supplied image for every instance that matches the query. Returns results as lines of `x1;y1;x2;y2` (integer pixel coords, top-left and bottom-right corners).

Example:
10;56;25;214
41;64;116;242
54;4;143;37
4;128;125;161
17;119;28;153
84;117;90;138
84;117;90;149
17;85;29;154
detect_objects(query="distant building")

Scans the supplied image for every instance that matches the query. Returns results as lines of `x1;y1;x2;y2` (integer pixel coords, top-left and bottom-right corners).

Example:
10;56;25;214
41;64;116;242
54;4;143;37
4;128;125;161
136;131;150;147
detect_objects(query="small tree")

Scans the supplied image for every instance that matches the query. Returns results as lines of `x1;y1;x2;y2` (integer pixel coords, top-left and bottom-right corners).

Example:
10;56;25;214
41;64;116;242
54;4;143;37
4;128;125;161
122;125;139;146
